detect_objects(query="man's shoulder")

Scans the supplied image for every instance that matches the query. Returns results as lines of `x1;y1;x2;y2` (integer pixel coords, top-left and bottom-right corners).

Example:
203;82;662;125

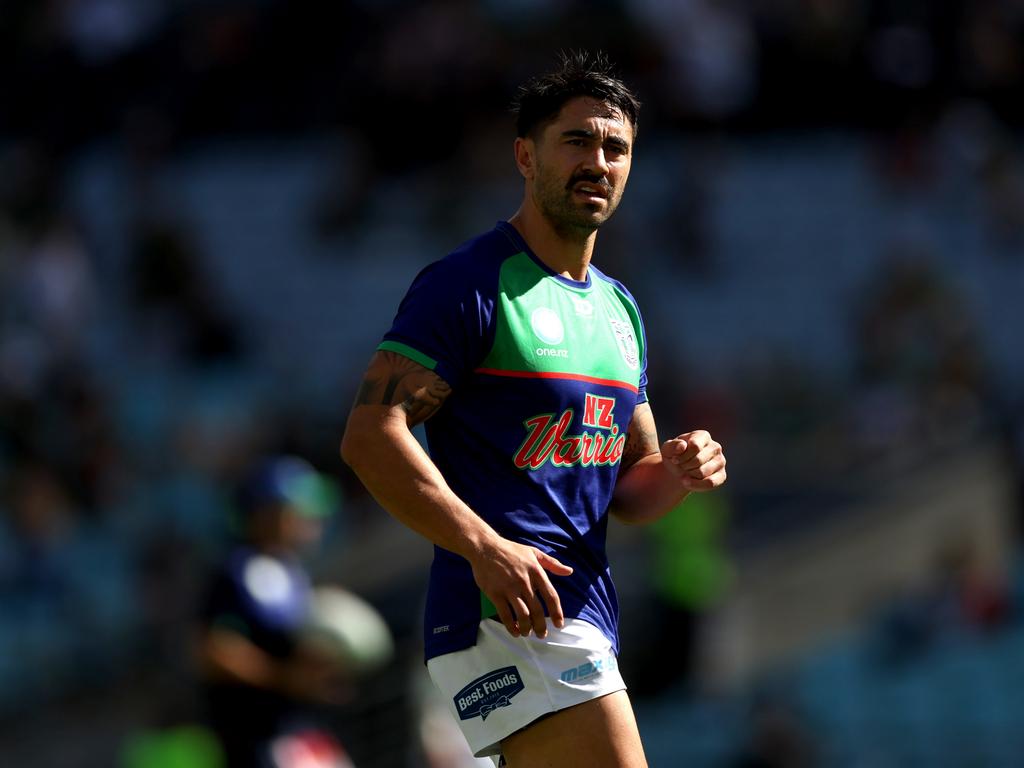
443;221;519;268
588;263;641;307
415;222;519;293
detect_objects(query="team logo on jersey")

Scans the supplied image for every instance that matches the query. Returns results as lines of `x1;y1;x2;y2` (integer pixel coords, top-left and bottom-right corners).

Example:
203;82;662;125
609;319;639;370
531;307;564;346
571;295;594;317
514;406;626;470
454;667;525;721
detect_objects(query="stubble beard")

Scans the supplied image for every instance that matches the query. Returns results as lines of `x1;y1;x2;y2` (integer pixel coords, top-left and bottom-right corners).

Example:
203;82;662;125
533;164;621;244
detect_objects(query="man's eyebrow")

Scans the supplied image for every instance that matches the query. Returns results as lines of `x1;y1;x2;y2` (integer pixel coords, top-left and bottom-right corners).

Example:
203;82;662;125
561;129;632;151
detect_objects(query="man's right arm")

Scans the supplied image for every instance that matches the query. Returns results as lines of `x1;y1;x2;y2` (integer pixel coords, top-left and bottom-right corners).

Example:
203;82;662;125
340;350;572;638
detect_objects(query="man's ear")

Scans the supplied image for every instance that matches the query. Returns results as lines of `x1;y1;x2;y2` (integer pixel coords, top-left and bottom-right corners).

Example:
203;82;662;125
513;136;535;180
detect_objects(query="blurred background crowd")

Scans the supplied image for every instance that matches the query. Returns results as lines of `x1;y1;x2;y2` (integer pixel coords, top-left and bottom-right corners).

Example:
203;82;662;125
1;0;1023;765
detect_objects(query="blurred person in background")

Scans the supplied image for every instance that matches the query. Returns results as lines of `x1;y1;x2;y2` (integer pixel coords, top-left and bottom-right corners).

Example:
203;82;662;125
342;51;727;767
197;455;353;768
630;490;733;698
2;461;80;616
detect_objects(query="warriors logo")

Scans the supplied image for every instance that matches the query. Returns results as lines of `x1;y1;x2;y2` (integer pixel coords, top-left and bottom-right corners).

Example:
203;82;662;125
609;319;639;370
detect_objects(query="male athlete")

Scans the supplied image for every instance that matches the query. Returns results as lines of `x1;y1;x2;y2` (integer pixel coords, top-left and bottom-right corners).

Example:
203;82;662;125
341;51;727;767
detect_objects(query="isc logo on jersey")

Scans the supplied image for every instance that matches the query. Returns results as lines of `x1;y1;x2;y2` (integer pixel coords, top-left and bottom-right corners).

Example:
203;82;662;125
531;307;568;358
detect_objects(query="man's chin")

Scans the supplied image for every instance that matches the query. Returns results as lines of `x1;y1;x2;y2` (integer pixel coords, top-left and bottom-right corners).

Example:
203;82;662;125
540;201;615;237
578;209;614;228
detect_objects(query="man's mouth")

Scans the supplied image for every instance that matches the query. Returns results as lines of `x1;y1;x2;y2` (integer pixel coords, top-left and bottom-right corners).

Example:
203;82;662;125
572;181;609;200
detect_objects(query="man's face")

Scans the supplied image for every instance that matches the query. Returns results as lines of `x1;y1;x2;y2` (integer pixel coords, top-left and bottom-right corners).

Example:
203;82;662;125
524;96;634;238
252;502;323;554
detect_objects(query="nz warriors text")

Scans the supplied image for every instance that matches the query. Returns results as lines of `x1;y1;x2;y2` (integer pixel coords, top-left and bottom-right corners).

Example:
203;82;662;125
513;395;625;470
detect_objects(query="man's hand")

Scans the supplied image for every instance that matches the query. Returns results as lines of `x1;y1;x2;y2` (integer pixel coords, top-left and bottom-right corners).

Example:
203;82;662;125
661;430;727;491
469;538;573;640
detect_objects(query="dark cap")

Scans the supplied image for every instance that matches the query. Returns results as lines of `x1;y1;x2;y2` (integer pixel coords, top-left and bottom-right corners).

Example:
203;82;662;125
239;455;337;519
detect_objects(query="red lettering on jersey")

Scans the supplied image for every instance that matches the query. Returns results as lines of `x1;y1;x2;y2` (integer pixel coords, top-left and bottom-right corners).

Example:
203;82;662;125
595;426;622;464
582;394;616;429
514;409;626;470
585;393;614;430
581;433;598;464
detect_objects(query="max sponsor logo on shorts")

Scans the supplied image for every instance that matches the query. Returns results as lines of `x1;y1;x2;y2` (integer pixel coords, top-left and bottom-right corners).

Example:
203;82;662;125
559;654;617;683
454;666;525;721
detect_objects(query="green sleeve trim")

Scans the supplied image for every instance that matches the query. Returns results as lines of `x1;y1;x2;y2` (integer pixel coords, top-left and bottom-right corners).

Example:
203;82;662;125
377;340;438;371
480;591;498;619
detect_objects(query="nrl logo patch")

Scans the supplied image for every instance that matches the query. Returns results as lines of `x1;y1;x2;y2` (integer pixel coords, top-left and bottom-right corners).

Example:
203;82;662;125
454;667;525;721
609;319;639;370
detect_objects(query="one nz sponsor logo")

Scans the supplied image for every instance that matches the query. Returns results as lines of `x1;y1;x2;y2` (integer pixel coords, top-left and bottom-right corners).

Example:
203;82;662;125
531;307;569;359
454;666;525;721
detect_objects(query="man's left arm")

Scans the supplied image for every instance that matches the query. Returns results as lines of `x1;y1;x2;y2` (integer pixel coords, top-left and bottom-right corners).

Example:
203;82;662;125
608;402;727;525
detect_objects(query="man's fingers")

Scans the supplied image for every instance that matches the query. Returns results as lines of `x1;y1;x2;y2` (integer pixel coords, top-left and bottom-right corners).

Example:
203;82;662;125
662;438;689;460
536;550;573;576
475;545;572;638
535;571;565;629
670;429;725;491
525;593;548;638
664;438;701;466
682;467;728;491
533;551;569;629
678;446;722;473
494;600;519;637
511;596;532;636
686;454;726;479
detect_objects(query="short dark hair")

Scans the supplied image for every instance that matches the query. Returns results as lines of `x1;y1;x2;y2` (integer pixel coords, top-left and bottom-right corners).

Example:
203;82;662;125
511;50;641;138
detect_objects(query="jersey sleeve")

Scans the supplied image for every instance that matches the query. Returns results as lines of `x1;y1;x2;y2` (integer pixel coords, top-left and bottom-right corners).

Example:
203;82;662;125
637;339;649;405
601;270;649;405
378;256;495;388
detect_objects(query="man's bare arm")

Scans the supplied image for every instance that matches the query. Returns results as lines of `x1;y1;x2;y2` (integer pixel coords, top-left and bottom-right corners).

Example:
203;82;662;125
351;351;452;424
609;402;727;525
618;401;661;473
341;351;572;638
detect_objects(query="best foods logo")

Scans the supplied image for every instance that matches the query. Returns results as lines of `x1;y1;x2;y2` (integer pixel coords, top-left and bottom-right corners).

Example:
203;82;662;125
454;666;525;721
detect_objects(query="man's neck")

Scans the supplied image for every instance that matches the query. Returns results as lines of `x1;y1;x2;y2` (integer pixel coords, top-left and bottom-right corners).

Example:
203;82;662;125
508;202;595;282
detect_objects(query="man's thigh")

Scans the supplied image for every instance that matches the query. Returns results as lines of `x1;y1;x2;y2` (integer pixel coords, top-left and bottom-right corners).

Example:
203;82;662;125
500;690;648;768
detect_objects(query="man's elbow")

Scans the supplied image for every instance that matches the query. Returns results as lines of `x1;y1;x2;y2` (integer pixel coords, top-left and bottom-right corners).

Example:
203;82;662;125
607;503;644;526
340;419;367;472
340;408;392;472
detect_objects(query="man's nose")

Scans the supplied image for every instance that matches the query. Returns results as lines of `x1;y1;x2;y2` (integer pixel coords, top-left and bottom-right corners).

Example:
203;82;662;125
582;146;610;177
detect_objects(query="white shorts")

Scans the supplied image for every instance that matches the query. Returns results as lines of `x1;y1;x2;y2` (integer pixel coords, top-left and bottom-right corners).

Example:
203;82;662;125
426;618;626;759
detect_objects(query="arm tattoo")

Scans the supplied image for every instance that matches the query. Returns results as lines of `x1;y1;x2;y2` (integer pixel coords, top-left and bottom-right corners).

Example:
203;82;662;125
620;406;659;472
353;351;452;426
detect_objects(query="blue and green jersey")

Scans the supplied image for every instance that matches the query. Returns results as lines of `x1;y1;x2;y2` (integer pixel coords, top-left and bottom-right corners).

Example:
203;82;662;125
380;221;648;660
